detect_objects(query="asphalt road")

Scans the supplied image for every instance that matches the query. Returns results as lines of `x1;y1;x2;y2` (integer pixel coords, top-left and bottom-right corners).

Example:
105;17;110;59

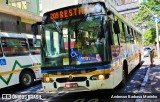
0;57;151;102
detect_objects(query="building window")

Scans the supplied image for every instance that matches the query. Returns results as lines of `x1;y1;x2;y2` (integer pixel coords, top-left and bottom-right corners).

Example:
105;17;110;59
118;0;138;5
8;0;27;10
21;22;32;34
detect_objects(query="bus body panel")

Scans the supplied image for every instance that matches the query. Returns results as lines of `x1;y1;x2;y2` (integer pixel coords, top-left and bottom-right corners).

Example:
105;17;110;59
42;69;115;92
0;32;41;89
0;55;41;89
113;64;123;87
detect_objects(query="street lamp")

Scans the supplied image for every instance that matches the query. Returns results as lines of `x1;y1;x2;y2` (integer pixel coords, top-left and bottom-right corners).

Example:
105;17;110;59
140;5;160;58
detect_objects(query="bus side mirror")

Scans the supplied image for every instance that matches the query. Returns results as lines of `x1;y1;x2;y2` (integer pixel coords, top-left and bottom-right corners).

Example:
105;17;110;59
113;21;120;34
31;22;42;44
31;24;37;45
107;20;114;45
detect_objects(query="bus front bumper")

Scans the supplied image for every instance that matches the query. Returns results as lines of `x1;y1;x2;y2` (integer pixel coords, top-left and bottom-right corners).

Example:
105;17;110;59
42;74;115;93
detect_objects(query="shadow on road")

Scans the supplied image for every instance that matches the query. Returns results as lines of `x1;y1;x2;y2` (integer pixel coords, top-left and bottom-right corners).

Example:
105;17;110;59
50;62;145;102
0;81;41;96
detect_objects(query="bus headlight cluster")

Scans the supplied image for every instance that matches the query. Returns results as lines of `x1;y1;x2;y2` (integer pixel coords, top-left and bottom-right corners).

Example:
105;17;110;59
42;77;54;83
90;74;110;80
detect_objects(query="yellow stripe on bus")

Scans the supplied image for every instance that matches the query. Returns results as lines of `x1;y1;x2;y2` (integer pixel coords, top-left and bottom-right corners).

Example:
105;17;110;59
42;68;114;77
0;66;41;76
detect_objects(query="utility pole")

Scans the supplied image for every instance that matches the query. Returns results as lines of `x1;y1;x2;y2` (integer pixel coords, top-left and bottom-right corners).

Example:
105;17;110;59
155;15;159;58
140;5;160;58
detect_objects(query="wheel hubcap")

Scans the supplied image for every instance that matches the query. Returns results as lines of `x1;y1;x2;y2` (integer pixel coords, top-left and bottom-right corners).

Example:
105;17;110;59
23;74;31;85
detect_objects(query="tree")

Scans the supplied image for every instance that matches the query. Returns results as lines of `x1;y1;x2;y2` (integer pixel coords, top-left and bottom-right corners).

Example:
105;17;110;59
131;0;160;45
143;27;156;46
132;0;160;25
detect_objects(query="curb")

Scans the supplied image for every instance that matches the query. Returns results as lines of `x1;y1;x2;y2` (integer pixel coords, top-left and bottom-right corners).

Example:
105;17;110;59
135;66;150;102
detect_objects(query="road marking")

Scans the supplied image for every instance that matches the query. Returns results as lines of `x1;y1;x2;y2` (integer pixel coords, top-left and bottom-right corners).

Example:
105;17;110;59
135;67;150;102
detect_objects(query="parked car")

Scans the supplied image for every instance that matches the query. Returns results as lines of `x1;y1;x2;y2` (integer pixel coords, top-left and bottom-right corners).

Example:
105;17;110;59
143;47;151;57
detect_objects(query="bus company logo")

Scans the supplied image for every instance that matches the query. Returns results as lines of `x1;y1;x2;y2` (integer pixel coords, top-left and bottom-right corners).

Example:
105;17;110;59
0;59;6;66
69;76;73;81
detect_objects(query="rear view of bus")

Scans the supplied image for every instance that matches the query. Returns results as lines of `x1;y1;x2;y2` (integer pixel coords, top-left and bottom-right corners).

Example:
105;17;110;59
35;1;142;93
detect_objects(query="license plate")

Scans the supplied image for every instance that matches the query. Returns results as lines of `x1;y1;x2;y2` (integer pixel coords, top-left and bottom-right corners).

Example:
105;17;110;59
65;83;78;88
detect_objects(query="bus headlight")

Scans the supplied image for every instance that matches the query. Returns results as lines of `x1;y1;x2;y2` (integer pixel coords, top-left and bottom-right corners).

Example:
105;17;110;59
45;77;50;82
90;74;110;80
43;77;54;83
98;75;105;80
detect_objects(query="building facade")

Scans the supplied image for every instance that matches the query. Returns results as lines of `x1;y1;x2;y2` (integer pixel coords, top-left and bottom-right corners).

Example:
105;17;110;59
42;0;78;14
108;0;140;20
0;0;40;15
0;0;41;34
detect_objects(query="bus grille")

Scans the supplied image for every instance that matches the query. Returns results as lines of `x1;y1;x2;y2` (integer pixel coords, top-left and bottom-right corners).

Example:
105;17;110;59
56;77;87;83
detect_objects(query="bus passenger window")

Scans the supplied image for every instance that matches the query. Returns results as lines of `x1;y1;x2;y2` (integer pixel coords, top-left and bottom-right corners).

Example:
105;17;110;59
112;21;119;46
2;38;29;56
111;20;120;58
126;26;134;44
130;28;135;44
125;26;130;43
119;22;126;44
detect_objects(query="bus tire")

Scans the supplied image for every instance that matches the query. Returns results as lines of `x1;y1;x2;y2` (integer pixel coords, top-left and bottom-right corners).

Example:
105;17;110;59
120;61;128;88
19;70;34;88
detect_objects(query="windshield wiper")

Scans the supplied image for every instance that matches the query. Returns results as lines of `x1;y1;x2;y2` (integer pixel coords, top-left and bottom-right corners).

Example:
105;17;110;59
52;20;62;34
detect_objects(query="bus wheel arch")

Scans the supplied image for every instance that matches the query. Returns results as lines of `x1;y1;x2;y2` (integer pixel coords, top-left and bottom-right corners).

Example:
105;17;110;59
120;60;128;87
19;68;35;88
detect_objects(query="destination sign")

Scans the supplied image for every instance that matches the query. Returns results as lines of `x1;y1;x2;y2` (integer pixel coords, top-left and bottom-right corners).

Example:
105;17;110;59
49;3;105;20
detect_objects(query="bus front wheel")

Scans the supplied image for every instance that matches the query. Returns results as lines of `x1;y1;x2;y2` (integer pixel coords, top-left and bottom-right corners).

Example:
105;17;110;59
19;70;34;88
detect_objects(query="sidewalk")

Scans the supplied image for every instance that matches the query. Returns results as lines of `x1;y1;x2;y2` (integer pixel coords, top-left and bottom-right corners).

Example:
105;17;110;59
137;57;160;102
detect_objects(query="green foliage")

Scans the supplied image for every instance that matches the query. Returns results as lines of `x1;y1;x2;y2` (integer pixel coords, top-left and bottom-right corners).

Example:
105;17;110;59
132;0;160;25
143;27;156;46
7;39;21;47
131;0;160;45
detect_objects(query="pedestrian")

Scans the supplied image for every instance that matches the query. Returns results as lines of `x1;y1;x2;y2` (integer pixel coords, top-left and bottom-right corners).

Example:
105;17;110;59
154;42;157;57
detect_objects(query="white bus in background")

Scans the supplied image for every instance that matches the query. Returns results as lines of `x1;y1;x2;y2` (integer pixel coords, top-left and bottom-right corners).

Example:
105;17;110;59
0;32;41;89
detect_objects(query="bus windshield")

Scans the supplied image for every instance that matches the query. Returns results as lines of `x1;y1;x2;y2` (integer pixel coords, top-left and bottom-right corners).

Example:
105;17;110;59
42;15;106;67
